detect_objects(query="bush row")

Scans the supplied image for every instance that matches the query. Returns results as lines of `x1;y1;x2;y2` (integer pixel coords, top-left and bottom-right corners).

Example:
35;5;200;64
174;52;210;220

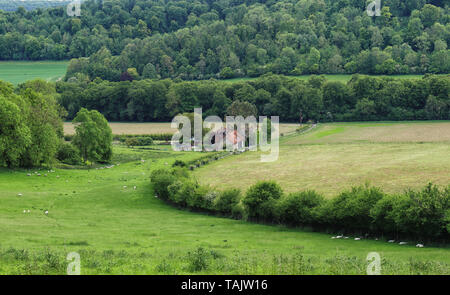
150;169;450;242
115;134;173;143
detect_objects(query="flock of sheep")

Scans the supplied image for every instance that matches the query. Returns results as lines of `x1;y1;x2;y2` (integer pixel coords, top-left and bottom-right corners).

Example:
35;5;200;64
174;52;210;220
331;235;425;247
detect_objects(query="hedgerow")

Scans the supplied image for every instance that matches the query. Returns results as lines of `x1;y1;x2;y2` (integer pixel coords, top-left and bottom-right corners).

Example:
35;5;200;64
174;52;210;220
150;168;450;242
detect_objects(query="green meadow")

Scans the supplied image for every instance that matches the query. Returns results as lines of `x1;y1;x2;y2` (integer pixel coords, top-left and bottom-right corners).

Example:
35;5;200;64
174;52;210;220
0;123;449;274
0;61;68;85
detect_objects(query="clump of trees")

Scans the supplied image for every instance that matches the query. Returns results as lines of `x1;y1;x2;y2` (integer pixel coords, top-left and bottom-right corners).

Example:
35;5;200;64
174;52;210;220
0;80;112;168
0;80;62;168
151;168;450;242
56;74;450;123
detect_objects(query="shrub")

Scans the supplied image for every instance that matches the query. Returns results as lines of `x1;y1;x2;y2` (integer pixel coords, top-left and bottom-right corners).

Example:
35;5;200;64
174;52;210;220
56;142;81;165
125;136;153;147
276;191;325;226
136;137;153;146
390;184;449;239
186;247;210;272
370;193;403;235
172;160;187;168
327;185;384;232
214;188;241;215
125;137;139;147
243;181;283;221
150;168;176;200
167;180;191;207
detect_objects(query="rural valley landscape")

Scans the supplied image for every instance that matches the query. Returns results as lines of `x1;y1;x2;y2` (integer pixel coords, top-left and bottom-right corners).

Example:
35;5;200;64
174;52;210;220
0;0;449;279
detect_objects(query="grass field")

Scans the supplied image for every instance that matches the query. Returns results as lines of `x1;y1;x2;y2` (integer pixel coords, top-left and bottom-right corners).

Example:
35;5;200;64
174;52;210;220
0;61;68;85
0;144;448;275
194;121;450;196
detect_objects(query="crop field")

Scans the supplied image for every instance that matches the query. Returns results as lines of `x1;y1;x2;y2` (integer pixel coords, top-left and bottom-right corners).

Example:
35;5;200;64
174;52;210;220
0;61;68;85
0;144;449;275
63;122;300;136
194;122;450;196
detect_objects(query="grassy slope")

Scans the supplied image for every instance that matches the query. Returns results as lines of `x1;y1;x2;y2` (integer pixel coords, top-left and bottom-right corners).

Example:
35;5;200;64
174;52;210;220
0;143;449;274
0;61;68;85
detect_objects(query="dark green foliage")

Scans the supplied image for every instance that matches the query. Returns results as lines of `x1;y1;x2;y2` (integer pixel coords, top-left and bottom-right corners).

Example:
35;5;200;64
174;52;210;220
276;191;325;226
56;142;81;165
243;181;283;221
72;108;113;163
172;160;186;168
57;74;450;123
0;0;447;78
326;185;385;232
214;189;241;215
0;80;63;168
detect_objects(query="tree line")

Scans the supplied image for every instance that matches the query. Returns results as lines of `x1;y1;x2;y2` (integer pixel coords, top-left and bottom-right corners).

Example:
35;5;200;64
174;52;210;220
56;74;450;123
0;0;448;78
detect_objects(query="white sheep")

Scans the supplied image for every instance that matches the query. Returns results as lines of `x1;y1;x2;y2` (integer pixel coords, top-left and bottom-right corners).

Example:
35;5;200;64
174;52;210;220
354;238;361;241
388;240;395;243
44;210;49;215
336;235;343;239
133;186;137;190
416;244;424;248
18;193;23;197
399;242;408;245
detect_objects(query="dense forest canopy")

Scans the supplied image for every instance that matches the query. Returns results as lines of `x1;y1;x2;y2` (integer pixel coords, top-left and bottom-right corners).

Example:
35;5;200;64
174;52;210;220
0;0;448;80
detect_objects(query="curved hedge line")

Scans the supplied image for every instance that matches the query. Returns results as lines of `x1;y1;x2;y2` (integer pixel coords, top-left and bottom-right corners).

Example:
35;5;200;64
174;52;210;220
150;168;450;243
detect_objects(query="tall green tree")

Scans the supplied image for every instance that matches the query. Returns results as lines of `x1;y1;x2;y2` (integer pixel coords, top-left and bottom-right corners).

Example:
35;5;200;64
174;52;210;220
72;108;113;163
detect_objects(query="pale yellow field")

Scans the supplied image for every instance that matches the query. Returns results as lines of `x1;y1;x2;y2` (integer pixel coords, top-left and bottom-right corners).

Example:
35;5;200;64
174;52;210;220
194;122;450;197
64;122;301;135
64;122;176;135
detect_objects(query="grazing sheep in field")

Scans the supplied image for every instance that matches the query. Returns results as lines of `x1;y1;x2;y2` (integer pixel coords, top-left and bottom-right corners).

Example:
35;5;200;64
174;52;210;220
416;244;424;248
331;236;336;239
354;238;361;241
399;242;408;245
27;173;31;176
388;240;395;243
336;235;343;239
44;210;49;216
133;186;137;190
23;210;26;214
123;186;127;189
27;210;30;213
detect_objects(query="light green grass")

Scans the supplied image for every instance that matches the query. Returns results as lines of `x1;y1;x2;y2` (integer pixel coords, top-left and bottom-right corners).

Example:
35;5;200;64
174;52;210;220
0;144;448;274
0;61;69;85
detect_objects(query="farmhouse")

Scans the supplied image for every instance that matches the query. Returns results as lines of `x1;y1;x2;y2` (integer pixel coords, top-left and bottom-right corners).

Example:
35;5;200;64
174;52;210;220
211;127;246;151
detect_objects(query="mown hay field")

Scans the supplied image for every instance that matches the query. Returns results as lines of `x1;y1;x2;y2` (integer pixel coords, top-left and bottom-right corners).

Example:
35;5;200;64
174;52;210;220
64;122;301;136
194;122;450;196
